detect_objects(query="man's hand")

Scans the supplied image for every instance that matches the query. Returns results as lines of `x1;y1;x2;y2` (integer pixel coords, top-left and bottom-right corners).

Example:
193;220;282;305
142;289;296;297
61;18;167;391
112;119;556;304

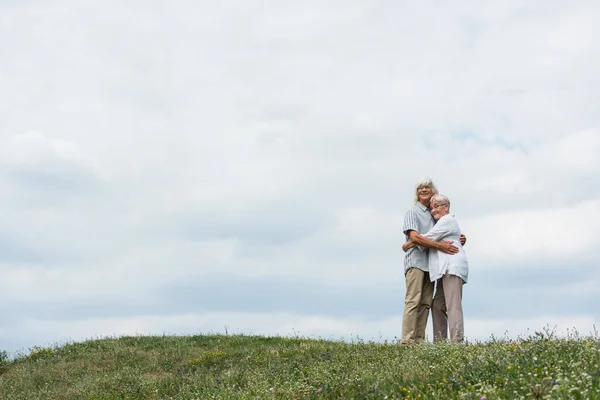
438;241;459;254
459;234;467;246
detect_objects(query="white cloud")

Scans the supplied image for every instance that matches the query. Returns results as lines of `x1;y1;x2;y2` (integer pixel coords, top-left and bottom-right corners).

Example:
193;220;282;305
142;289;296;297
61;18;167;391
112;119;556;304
461;199;600;267
0;0;599;352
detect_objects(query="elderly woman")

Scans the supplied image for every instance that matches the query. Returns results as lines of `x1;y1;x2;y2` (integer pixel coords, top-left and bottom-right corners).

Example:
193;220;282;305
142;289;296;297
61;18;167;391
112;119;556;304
402;194;469;342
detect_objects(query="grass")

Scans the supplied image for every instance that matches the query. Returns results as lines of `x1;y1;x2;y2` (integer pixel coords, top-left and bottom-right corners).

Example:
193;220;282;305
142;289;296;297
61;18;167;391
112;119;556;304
1;330;599;399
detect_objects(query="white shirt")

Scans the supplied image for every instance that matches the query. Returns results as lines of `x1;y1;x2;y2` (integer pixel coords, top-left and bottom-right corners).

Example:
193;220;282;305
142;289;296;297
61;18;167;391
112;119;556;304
422;214;469;283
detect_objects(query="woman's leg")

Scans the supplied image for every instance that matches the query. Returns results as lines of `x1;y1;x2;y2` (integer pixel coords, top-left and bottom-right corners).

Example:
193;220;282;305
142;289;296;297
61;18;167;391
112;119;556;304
431;279;447;342
443;274;464;342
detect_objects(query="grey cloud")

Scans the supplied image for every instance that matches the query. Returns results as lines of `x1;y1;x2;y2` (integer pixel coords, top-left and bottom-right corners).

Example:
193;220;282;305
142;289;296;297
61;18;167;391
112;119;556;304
0;231;46;264
134;193;336;246
0;234;85;265
135;268;600;321
7;165;103;197
1;265;594;323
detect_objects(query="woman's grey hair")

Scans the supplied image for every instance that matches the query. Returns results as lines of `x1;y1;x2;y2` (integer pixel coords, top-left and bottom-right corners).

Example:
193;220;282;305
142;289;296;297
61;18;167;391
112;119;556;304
413;177;439;204
430;194;450;209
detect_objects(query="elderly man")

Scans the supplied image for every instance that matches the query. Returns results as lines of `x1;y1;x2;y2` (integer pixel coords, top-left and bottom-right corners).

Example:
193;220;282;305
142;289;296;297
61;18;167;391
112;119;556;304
401;178;466;344
403;194;469;342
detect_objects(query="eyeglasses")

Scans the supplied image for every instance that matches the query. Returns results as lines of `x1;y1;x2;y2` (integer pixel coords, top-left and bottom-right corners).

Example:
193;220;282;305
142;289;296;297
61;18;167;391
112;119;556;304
430;203;447;209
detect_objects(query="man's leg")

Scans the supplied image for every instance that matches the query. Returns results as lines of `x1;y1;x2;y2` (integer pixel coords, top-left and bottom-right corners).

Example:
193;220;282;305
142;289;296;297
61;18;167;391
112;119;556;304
415;272;434;343
401;268;425;343
443;274;464;343
432;278;448;342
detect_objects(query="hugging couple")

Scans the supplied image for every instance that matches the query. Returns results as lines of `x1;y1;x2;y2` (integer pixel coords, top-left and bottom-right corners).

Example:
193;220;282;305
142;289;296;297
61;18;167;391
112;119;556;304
401;177;469;344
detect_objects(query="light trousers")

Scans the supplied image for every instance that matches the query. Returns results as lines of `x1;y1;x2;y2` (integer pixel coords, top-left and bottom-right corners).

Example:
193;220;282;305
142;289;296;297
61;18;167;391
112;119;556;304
432;274;464;342
402;268;434;343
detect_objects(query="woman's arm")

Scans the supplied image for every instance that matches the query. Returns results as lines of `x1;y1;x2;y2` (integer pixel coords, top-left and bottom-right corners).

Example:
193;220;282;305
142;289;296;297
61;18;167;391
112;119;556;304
422;215;459;241
402;240;416;252
408;230;458;254
407;216;461;254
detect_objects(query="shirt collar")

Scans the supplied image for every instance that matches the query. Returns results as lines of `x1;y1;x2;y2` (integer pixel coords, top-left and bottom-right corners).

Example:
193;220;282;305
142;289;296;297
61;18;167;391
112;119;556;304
416;202;429;212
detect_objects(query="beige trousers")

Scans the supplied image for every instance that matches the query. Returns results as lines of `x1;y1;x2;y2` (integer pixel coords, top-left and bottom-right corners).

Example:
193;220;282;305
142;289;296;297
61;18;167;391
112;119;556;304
432;274;464;342
402;268;434;343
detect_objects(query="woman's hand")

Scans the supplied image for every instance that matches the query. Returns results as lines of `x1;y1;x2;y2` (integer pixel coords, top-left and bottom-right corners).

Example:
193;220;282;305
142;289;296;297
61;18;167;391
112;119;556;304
402;240;415;252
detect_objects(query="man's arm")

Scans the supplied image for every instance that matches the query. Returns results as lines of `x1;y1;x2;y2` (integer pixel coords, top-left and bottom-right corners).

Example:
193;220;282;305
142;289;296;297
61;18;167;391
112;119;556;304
460;234;467;246
407;230;458;254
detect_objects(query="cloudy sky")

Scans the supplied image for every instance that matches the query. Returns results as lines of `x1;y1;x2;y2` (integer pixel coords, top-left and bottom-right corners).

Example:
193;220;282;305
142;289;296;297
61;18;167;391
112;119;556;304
1;0;599;354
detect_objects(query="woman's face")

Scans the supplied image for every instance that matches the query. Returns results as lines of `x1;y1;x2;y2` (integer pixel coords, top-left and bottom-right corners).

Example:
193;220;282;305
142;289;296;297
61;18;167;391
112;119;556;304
430;200;449;220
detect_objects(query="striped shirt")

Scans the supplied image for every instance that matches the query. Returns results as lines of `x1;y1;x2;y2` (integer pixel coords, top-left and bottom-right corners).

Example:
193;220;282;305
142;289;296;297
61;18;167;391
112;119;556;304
403;202;435;273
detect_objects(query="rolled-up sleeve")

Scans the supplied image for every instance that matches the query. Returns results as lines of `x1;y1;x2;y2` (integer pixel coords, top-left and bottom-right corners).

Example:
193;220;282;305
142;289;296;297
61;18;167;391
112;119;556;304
423;216;458;241
403;209;418;236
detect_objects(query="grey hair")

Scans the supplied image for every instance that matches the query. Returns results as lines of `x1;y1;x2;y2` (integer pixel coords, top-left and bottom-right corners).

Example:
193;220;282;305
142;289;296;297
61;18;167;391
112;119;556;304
430;194;450;209
413;177;439;204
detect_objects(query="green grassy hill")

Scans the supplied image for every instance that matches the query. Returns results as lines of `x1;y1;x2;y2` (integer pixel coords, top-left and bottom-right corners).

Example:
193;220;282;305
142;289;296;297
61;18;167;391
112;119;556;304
1;332;599;399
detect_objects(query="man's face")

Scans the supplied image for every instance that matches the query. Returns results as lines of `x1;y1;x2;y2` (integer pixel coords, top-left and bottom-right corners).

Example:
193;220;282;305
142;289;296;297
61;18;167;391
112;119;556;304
430;200;449;220
417;186;434;205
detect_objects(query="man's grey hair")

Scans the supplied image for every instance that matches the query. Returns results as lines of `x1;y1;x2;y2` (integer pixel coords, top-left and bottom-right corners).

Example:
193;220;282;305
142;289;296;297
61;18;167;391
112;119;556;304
413;177;439;204
430;194;450;209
